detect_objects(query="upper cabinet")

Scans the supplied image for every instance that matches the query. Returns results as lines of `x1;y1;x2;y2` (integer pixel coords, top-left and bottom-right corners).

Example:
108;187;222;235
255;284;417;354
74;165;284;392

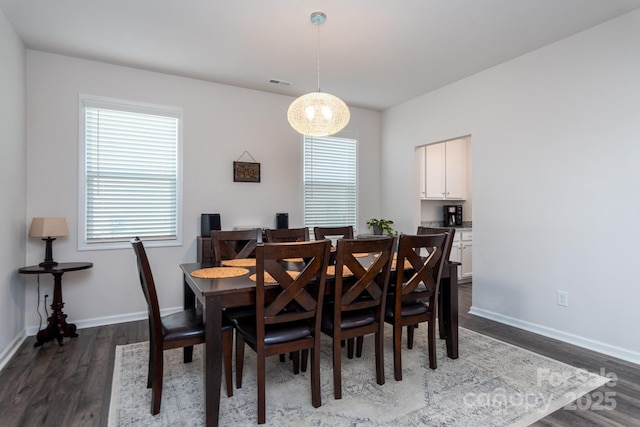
418;139;467;200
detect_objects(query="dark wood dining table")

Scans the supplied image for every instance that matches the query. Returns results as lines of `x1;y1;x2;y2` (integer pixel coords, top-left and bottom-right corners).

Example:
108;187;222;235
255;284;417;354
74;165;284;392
180;257;459;427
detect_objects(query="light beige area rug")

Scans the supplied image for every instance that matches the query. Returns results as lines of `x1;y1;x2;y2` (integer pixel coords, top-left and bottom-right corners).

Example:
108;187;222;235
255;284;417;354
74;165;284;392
109;326;607;426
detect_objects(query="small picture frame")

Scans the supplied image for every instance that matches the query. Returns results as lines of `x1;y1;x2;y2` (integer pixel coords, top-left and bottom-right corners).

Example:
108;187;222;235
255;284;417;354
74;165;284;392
233;161;261;183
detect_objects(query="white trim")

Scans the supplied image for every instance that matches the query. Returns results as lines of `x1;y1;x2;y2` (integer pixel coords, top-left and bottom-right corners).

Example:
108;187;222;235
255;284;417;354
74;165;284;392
469;305;640;365
77;93;184;251
0;331;28;372
24;306;183;336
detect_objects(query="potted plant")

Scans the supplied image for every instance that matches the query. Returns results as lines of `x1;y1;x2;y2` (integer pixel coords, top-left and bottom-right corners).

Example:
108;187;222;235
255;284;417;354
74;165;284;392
366;218;396;236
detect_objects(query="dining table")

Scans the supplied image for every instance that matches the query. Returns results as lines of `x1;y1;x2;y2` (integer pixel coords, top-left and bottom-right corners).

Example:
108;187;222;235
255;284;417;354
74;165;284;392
180;255;459;427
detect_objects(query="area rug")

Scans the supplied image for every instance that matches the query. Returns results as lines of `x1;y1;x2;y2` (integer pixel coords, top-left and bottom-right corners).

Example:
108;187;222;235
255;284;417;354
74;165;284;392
108;326;607;426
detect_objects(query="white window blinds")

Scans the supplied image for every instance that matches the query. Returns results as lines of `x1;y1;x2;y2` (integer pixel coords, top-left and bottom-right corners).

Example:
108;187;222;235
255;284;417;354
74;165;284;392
80;96;181;247
303;136;357;231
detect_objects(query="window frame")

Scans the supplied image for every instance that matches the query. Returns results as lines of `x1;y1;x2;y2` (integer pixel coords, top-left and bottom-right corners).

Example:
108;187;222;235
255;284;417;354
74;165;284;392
302;135;358;236
78;94;183;251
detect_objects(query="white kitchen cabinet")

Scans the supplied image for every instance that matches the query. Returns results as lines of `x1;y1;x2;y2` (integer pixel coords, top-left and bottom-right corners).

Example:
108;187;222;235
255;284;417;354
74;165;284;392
449;229;472;283
421;139;467;200
460;230;472;281
416;145;426;198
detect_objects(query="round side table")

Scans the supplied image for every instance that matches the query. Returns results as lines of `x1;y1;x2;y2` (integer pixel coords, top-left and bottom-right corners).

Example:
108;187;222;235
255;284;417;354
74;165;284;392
19;262;93;347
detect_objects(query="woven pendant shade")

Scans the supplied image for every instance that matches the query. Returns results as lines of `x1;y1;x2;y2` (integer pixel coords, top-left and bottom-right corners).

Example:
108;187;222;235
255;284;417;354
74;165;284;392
288;11;350;137
287;91;350;136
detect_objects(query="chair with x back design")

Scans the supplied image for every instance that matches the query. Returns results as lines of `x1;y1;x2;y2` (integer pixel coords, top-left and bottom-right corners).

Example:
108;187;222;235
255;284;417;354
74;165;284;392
232;239;331;424
384;233;447;381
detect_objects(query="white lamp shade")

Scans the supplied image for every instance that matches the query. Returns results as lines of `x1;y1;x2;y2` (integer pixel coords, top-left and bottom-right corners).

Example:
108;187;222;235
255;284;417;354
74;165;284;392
29;217;69;238
287;92;350;136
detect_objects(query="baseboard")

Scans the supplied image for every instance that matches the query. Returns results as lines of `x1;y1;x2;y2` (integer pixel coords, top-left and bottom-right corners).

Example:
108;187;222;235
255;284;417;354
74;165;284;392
0;307;183;374
469;305;640;365
24;306;184;338
0;331;28;372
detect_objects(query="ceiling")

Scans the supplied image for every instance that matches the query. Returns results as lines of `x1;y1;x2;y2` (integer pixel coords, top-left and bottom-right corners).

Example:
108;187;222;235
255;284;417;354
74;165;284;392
2;0;640;111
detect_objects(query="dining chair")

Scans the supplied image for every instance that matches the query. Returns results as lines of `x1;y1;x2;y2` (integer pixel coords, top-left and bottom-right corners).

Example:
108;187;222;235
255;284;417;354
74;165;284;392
211;228;260;264
385;233;447;381
212;228;303;377
265;227;309;243
313;225;354;241
416;226;456;342
130;237;234;415
233;239;331;424
312;226;356;356
321;236;394;399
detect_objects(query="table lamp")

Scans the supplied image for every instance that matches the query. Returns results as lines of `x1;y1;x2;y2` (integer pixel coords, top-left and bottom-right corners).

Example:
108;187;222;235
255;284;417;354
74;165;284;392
29;217;69;268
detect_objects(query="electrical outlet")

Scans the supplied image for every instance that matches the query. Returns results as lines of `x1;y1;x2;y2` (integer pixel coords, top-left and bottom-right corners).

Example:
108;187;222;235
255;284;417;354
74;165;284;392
557;290;569;307
40;287;52;301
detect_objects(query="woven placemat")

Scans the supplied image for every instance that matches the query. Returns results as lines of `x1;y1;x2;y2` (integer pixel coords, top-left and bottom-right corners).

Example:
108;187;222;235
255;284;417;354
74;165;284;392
327;265;354;277
391;259;413;270
221;258;256;267
190;267;249;279
249;271;298;283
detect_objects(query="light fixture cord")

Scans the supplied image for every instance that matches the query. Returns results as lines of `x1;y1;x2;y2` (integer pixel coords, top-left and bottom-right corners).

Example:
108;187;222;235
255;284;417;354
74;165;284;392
316;22;321;93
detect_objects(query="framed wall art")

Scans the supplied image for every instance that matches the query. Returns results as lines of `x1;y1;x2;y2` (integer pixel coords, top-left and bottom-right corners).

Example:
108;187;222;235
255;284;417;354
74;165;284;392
233;151;260;182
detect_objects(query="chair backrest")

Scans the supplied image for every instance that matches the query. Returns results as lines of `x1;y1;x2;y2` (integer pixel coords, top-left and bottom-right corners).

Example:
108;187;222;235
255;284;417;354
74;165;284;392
265;227;310;243
130;237;163;343
394;233;447;308
313;226;354;241
255;240;331;336
211;229;260;264
417;226;455;262
333;236;395;316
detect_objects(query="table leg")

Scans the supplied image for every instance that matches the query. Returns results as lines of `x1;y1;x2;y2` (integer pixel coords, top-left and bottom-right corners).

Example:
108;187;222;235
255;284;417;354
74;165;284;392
34;272;77;347
204;295;223;427
440;263;459;359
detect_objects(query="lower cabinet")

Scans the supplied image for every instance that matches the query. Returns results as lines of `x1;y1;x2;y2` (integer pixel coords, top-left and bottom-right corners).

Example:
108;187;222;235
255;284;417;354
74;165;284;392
450;229;472;283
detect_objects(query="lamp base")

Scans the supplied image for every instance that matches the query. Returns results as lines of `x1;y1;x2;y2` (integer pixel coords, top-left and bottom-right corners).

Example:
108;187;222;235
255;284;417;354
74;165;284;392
39;260;59;268
40;237;58;268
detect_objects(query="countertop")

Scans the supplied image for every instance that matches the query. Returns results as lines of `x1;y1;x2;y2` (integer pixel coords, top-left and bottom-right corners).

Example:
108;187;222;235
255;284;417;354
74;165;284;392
420;221;472;230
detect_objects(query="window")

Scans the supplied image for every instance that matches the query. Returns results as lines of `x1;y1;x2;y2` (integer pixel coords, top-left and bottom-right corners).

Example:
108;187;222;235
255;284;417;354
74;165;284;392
79;95;182;250
303;136;357;233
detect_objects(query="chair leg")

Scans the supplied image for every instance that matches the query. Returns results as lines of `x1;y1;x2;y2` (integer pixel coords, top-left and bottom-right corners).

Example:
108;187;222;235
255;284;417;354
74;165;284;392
150;346;163;415
375;328;385;385
235;334;245;389
279;354;286;362
438;289;445;339
147;326;153;388
393;324;403;381
292;351;300;375
347;338;354;359
147;345;154;389
355;336;364;358
301;349;308;372
428;320;437;370
333;335;342;399
223;330;233;397
407;325;415;349
311;344;322;408
257;350;266;424
184;345;194;363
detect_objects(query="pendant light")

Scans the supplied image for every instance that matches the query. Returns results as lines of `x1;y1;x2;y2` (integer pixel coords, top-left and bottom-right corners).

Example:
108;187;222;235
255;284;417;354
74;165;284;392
287;11;350;136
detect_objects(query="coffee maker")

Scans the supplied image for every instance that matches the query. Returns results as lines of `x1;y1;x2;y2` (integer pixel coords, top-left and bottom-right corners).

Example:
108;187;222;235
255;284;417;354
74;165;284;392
443;205;463;227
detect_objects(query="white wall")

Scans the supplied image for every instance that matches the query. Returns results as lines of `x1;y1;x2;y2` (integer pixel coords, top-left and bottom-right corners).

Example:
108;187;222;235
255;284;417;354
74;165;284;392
24;51;381;331
381;10;640;363
0;9;27;368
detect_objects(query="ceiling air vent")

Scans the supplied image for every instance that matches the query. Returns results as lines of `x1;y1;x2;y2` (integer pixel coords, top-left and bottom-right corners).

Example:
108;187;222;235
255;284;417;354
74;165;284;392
269;79;292;86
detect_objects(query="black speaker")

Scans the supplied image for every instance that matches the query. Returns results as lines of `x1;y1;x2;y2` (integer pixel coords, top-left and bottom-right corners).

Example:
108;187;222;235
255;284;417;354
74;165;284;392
276;213;288;229
201;213;221;237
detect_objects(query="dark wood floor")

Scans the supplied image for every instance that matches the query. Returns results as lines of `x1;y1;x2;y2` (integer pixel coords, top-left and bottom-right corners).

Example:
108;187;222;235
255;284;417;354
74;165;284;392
1;283;638;426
